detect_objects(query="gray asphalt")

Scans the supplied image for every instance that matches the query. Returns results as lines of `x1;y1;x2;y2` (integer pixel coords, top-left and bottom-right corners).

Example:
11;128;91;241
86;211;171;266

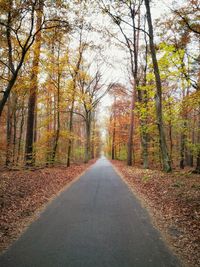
0;157;180;267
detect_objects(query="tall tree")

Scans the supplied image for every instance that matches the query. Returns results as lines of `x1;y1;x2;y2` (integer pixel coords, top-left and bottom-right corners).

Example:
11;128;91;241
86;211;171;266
144;0;172;172
25;0;44;165
67;26;85;167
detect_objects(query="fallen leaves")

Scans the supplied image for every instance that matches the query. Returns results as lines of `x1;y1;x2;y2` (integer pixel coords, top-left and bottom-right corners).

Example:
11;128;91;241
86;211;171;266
0;159;96;253
111;160;200;267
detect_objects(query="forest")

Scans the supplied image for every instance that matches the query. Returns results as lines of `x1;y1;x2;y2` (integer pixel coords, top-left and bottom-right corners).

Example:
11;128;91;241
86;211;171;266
0;0;199;266
0;0;199;173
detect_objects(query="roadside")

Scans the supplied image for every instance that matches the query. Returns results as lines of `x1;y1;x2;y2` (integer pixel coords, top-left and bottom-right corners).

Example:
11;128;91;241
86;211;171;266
0;159;96;253
111;160;200;267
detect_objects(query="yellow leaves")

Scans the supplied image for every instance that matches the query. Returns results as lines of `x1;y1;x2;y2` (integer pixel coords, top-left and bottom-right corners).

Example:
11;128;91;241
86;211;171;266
183;90;200;109
146;72;155;82
66;79;75;93
0;0;11;12
78;70;91;82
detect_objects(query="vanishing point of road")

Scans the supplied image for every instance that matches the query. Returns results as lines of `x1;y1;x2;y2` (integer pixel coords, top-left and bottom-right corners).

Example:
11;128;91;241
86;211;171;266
0;157;180;267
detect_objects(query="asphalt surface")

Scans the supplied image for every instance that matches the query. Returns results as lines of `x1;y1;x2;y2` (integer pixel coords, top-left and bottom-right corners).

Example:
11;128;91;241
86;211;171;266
0;157;180;267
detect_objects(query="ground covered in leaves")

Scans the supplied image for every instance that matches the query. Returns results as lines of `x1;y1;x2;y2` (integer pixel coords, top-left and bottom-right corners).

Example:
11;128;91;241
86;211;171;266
111;160;200;267
0;160;96;253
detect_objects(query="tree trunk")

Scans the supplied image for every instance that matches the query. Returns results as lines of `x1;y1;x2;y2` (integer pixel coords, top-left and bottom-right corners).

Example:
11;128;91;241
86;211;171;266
85;126;91;163
194;105;200;173
16;103;25;164
91;116;96;159
127;82;135;166
12;99;17;164
66;37;83;167
6;97;12;166
51;47;61;164
67;90;75;167
111;121;116;160
168;101;173;161
127;5;140;166
84;113;91;163
32;103;38;163
25;0;43;166
138;34;149;169
46;89;52;165
111;96;116;160
51;96;60;163
190;124;195;167
25;82;37;165
144;0;171;172
180;122;186;169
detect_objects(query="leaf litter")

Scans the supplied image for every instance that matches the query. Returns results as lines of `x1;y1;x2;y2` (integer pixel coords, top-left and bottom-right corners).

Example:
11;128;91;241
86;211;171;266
0;160;96;253
111;160;200;267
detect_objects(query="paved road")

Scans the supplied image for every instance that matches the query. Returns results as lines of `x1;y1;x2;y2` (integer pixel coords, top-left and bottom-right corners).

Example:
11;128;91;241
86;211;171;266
0;157;180;267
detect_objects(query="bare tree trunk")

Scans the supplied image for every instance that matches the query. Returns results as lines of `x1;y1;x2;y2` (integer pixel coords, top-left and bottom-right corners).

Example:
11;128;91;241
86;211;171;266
111;96;116;160
127;4;140;166
51;47;61;164
194;105;200;173
25;83;37;165
67;90;75;167
127;83;135;166
180;121;186;169
25;0;43;166
144;0;171;172
111;121;116;160
138;33;149;169
12;98;17;164
5;2;14;166
190;122;195;167
16;103;25;164
6;97;12;166
84;113;91;163
51;81;60;163
33;104;38;163
46;90;52;165
91;115;96;159
168;101;173;161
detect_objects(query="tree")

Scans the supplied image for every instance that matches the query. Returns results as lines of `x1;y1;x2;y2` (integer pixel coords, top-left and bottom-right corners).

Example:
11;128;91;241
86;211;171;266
25;0;44;165
66;24;85;167
102;0;149;166
144;0;172;172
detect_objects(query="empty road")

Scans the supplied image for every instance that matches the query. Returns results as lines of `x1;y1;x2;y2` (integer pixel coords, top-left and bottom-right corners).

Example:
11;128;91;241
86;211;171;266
0;157;180;267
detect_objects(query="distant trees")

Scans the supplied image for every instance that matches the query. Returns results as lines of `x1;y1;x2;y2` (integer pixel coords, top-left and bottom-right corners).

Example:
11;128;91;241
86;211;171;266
108;83;129;161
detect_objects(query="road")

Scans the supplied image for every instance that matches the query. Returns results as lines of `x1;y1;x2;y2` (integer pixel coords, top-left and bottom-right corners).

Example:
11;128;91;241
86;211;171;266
0;157;180;267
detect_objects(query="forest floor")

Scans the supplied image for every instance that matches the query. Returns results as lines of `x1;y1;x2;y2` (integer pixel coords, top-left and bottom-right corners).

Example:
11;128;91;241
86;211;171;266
111;160;200;267
0;159;96;253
